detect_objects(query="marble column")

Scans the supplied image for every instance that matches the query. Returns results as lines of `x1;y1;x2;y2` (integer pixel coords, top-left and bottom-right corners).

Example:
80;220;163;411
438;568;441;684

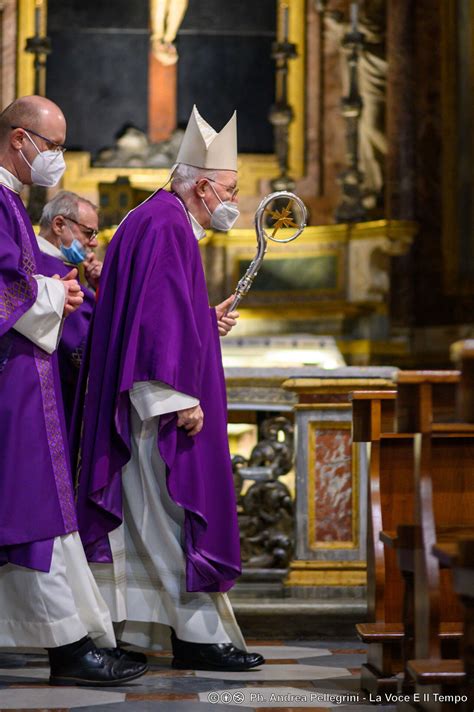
0;0;17;109
385;0;416;327
385;0;416;219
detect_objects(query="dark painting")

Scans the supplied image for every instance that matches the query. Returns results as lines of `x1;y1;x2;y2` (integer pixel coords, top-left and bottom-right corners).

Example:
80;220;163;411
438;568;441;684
177;0;276;153
237;256;339;294
46;0;149;154
45;0;276;159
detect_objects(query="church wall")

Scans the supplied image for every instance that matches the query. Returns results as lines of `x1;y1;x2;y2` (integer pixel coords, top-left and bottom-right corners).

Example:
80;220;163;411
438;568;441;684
298;0;474;366
406;0;474;364
310;0;474;367
297;3;346;225
411;0;445;328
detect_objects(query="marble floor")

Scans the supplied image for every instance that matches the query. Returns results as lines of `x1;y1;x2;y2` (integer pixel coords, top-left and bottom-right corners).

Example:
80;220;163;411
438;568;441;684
0;640;394;711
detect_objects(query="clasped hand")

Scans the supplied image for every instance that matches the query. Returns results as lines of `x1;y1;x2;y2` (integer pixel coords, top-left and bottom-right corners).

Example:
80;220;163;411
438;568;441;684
84;253;103;290
52;268;84;316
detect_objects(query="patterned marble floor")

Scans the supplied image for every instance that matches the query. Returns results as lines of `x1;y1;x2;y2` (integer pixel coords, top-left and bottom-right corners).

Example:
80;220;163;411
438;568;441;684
0;640;395;711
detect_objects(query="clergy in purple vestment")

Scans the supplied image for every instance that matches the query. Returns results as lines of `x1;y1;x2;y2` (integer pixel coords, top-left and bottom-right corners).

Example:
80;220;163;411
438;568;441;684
0;95;147;686
73;106;265;671
36;191;101;425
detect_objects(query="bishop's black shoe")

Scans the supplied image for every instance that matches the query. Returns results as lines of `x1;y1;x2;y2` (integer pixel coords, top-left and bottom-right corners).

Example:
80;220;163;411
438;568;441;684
102;645;148;665
171;632;265;671
48;637;148;686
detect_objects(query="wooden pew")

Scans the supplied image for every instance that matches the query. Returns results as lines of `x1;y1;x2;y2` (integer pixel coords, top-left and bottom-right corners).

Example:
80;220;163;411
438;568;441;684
394;370;460;433
422;538;474;711
384;373;464;694
403;349;474;710
402;533;473;710
396;427;471;711
451;340;474;423
352;389;409;694
351;373;462;696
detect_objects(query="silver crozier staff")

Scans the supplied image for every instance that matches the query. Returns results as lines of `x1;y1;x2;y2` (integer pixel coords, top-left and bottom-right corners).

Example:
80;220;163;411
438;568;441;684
228;190;307;312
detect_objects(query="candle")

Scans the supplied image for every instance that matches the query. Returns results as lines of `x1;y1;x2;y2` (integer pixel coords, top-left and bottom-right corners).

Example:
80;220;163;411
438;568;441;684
281;4;289;42
350;2;358;33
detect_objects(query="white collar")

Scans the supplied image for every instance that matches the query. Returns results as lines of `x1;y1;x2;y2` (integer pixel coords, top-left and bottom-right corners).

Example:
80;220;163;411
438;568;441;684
37;233;67;261
189;212;206;241
0;167;24;194
172;191;206;241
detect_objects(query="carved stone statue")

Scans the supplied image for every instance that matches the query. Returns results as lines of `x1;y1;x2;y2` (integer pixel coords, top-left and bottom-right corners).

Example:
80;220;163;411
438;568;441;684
150;0;189;65
326;0;387;208
94;126;184;168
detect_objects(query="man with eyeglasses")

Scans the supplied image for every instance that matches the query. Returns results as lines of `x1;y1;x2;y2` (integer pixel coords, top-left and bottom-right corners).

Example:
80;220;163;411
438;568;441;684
37;191;102;425
73;105;265;672
38;191;102;290
0;95;147;686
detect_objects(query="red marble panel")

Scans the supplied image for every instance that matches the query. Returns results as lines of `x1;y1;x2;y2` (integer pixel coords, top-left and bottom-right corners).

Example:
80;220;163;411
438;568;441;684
313;429;353;542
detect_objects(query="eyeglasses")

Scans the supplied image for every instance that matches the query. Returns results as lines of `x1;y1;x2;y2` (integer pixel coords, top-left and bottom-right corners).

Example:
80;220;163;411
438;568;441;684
11;126;67;154
205;177;239;200
61;216;99;240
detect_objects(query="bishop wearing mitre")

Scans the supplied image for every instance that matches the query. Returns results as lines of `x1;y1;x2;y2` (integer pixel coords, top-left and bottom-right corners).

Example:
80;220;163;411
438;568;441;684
73;106;265;671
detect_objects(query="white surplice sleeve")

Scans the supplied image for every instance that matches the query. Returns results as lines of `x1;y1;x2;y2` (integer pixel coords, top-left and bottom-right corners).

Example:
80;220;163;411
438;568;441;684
13;275;65;354
130;381;199;421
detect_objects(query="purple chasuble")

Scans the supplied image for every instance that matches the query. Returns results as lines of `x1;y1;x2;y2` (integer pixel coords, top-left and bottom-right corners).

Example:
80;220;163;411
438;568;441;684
40;252;95;427
0;185;78;572
74;190;241;592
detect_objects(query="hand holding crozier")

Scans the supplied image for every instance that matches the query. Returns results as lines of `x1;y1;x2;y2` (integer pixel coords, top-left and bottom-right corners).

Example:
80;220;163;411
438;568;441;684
227;191;307;313
215;295;240;336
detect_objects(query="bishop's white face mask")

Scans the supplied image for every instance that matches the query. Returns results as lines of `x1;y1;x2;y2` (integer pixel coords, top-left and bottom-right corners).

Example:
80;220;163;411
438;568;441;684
202;181;240;231
20;132;66;187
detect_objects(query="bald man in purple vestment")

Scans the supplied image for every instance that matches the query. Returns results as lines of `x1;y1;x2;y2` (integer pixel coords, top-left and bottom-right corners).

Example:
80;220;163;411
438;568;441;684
74;106;265;671
0;96;147;686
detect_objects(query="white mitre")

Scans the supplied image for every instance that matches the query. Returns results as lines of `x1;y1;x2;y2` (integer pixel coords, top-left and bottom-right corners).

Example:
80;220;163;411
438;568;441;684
175;105;237;171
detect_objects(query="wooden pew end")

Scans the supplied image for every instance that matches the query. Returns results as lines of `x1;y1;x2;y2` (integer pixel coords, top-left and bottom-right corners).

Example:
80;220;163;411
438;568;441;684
356;622;404;642
356;623;403;695
407;659;465;686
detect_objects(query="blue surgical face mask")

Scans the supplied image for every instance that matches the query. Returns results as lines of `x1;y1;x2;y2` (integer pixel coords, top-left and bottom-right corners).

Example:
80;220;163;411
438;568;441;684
60;239;87;264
